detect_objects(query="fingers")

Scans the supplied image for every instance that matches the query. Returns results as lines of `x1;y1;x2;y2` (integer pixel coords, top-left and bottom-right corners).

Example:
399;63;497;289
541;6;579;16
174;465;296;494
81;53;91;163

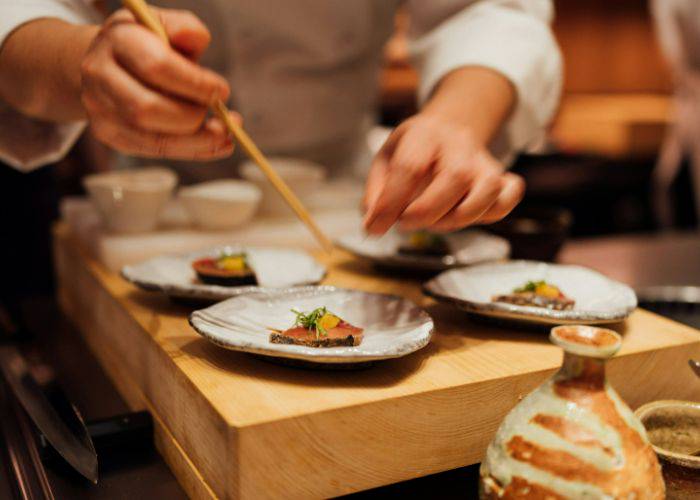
475;172;525;224
106;7;212;61
364;124;438;235
363;154;389;215
81;7;238;160
398;140;475;230
428;169;502;232
83;54;208;134
110;23;229;106
158;9;212;60
90;113;238;160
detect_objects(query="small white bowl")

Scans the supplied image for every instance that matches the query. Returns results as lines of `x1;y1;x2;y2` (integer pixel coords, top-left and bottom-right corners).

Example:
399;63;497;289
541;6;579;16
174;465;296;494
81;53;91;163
83;167;177;234
179;179;261;231
240;157;326;215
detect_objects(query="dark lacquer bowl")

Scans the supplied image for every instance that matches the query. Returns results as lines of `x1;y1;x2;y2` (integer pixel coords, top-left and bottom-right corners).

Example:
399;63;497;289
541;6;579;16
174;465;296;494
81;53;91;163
487;205;573;262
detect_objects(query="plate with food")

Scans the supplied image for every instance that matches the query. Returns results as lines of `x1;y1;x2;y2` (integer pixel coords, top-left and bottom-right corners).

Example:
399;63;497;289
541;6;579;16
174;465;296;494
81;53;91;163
337;229;509;271
423;261;637;325
189;286;434;363
122;246;326;302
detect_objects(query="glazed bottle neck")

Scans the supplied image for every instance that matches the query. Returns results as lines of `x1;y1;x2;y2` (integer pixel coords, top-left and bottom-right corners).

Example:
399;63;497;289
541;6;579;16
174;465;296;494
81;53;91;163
558;352;607;388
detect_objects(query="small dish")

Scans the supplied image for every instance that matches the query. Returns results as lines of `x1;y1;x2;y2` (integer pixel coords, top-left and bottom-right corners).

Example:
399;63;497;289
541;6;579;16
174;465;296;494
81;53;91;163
121;246;326;302
83;167;177;234
423;260;637;325
189;286;434;364
240;158;326;216
635;400;700;499
337;229;510;272
179;179;261;230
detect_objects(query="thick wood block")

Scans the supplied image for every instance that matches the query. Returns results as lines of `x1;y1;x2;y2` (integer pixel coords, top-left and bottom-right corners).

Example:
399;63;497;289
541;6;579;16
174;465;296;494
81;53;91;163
53;224;700;499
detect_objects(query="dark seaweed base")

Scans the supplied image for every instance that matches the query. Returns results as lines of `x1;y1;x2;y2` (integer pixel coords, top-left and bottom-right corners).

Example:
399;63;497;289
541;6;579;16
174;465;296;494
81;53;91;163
397;245;449;258
269;333;359;347
195;272;257;287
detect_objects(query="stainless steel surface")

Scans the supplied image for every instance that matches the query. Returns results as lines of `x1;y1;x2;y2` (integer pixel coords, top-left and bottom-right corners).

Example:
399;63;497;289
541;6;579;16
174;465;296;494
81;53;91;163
558;231;700;289
0;388;55;499
0;346;98;483
689;359;700;380
636;286;700;304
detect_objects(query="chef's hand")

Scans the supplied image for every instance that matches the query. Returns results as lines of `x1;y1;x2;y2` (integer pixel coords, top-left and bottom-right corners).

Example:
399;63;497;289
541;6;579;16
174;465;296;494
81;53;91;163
81;8;238;160
363;66;525;235
363;114;525;235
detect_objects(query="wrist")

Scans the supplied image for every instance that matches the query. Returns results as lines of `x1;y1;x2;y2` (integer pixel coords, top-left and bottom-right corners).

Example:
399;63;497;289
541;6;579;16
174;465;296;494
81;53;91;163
420;66;515;146
62;23;101;118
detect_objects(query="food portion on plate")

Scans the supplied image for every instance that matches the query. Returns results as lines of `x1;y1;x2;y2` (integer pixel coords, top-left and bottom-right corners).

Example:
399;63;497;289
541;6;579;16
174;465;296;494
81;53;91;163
492;280;575;311
192;252;257;287
397;231;450;257
269;307;364;347
189;287;433;364
121;246;327;302
337;229;510;271
423;261;637;326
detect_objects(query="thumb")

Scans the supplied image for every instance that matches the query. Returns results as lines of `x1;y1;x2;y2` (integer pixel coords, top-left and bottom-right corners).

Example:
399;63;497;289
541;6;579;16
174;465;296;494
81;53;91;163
157;8;212;60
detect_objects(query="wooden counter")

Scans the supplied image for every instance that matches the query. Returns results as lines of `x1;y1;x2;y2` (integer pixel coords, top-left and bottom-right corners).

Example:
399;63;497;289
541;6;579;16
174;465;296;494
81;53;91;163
53;223;700;499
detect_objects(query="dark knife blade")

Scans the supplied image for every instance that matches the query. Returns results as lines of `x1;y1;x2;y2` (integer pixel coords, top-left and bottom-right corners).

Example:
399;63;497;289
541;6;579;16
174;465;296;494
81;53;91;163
0;345;98;483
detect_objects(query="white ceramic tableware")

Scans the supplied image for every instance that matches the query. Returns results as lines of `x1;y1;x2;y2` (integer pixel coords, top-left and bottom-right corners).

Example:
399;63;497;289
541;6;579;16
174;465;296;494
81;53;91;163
121;245;326;302
189;286;434;363
424;260;637;325
179;179;261;230
83;167;177;234
240;157;326;215
337;229;510;271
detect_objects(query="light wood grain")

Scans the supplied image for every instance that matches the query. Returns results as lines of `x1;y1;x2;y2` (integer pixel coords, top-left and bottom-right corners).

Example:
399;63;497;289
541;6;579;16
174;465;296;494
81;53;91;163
53;223;700;498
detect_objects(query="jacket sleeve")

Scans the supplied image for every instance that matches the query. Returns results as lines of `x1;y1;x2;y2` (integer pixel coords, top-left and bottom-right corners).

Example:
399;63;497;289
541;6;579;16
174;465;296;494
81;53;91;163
407;0;563;162
0;0;100;172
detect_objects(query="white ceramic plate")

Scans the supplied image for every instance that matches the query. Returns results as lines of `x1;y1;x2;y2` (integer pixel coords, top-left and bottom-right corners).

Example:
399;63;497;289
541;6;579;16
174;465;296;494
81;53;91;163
424;261;637;325
189;286;434;363
337;229;510;271
122;246;326;302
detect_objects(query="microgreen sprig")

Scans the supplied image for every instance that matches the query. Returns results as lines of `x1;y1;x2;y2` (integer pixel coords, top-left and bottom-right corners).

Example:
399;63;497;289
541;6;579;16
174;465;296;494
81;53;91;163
291;307;329;339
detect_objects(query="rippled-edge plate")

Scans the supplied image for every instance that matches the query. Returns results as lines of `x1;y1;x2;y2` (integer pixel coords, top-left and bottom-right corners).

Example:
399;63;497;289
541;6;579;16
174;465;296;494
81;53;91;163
337;229;510;271
189;286;434;363
424;261;637;325
121;246;326;302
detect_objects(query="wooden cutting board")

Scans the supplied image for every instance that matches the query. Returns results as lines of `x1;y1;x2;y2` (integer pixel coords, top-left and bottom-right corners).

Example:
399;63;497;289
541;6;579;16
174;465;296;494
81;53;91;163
53;223;700;499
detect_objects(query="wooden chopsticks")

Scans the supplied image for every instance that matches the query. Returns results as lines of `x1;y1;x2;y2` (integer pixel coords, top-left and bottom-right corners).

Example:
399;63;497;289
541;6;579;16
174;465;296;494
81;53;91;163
121;0;334;253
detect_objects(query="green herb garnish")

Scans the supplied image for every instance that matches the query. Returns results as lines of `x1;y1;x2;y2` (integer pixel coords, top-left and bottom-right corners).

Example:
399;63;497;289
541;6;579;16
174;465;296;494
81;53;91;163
291;307;329;339
514;280;546;293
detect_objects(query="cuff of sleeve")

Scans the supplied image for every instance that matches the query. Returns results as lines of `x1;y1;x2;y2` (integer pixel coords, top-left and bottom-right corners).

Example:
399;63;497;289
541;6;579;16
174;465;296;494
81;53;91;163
0;109;86;172
0;1;100;49
410;4;562;161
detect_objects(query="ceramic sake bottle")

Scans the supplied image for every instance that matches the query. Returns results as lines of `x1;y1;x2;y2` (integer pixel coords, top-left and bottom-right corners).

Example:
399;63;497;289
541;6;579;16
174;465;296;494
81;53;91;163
480;325;665;499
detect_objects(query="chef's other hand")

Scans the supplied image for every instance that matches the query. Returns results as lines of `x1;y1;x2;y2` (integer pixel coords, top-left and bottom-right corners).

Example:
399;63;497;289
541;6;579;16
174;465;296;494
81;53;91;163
81;8;237;160
363;114;525;235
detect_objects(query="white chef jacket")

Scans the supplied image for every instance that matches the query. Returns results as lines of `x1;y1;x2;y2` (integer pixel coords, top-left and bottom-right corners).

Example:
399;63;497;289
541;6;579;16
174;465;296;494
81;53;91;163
651;0;700;224
0;0;562;174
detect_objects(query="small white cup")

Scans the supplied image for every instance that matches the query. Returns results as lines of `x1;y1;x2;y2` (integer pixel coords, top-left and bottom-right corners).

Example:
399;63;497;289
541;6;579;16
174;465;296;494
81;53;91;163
179;179;261;231
83;167;177;234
